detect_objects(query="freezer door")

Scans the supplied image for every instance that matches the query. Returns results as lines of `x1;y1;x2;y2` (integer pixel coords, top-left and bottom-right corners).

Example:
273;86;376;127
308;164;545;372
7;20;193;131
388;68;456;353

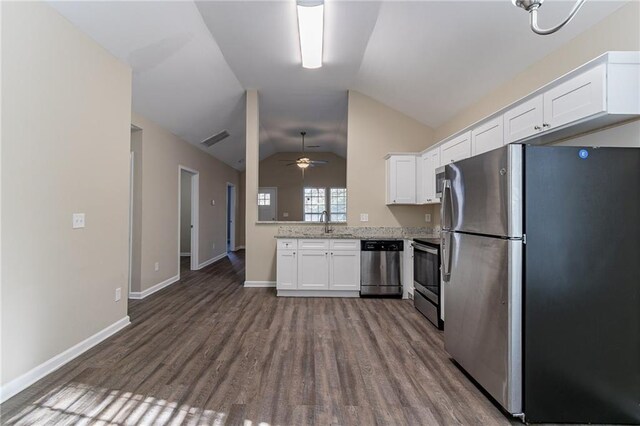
444;232;522;414
443;145;522;238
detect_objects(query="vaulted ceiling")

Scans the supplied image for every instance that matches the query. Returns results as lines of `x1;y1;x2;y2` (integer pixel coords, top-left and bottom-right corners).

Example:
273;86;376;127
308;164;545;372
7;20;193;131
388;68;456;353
50;0;629;171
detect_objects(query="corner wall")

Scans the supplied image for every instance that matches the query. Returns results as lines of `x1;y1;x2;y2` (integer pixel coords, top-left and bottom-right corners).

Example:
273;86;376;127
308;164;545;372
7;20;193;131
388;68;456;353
130;113;242;294
347;91;436;227
1;1;131;392
434;1;640;141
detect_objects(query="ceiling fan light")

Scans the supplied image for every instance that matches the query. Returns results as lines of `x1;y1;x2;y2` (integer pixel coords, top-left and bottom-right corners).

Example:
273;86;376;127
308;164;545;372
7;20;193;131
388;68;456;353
297;162;310;169
297;3;324;69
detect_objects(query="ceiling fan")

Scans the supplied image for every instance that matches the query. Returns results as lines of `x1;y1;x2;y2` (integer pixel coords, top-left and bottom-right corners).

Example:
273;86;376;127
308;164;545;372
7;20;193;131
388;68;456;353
279;131;328;169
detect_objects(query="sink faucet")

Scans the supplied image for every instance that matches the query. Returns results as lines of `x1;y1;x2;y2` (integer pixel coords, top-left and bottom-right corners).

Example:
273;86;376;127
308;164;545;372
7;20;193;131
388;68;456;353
320;210;331;234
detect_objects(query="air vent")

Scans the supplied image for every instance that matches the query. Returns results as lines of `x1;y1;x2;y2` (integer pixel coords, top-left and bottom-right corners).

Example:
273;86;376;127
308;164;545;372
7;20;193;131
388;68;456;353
201;130;230;147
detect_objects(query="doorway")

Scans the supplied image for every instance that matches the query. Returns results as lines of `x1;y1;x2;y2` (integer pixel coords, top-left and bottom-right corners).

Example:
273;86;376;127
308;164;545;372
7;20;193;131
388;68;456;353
226;183;236;252
258;187;278;221
129;125;143;300
179;166;199;273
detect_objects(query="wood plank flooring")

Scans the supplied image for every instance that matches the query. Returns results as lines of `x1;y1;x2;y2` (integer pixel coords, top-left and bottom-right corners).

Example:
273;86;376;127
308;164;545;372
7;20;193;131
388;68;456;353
1;252;515;425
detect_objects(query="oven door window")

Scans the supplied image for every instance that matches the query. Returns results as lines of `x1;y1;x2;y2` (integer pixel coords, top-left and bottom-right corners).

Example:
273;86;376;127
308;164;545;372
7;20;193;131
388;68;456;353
414;247;439;303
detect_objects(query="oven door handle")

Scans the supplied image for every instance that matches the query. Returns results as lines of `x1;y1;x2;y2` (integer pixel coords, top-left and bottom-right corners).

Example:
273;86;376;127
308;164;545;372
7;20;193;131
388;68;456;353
412;243;438;255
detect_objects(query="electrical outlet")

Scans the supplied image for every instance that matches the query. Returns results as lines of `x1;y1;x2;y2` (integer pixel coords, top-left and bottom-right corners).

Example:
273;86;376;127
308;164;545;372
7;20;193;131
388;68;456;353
72;213;85;229
360;213;369;222
115;287;122;302
425;213;431;223
212;243;215;250
154;262;159;271
283;212;289;218
211;199;215;205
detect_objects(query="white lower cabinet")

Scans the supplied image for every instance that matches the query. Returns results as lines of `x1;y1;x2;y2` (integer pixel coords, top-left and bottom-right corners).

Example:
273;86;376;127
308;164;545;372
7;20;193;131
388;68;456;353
297;250;330;290
277;239;360;296
276;250;297;290
329;250;360;290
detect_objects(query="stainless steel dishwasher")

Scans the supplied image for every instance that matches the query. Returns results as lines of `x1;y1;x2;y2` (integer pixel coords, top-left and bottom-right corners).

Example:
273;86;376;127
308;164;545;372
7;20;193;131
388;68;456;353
360;240;403;297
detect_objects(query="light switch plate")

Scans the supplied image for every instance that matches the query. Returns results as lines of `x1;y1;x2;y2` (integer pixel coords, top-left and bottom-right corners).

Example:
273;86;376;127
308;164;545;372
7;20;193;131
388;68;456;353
115;287;122;302
211;200;215;206
360;213;369;222
425;213;431;223
72;213;85;229
154;262;159;271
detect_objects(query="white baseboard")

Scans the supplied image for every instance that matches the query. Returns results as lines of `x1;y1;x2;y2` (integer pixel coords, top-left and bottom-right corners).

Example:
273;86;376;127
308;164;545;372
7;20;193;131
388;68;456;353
195;252;227;270
0;316;130;404
128;274;180;300
277;290;360;298
244;281;276;288
180;252;191;257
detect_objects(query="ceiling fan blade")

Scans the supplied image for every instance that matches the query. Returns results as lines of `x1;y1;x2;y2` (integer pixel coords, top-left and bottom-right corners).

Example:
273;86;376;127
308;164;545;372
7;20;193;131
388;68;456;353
285;163;298;166
309;160;328;164
278;159;298;162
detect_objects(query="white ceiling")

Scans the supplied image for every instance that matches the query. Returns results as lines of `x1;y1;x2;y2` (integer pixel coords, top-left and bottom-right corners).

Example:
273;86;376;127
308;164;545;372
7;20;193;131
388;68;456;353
49;0;630;170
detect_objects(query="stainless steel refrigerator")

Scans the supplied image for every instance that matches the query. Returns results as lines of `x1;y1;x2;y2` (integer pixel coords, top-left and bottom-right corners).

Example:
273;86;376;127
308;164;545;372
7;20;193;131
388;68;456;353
441;144;640;424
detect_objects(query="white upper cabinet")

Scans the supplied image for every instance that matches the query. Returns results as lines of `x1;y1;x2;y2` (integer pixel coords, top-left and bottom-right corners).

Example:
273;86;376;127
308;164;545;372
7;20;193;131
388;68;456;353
472;116;504;155
440;131;471;166
503;95;544;144
543;64;606;130
386;155;416;204
418;148;440;204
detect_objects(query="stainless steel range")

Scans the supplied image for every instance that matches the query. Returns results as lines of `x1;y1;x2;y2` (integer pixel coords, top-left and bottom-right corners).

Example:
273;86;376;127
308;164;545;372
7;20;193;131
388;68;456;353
412;238;442;329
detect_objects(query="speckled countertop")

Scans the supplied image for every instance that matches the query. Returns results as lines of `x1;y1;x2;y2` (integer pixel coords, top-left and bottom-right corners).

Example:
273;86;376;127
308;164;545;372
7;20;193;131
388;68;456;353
275;226;440;240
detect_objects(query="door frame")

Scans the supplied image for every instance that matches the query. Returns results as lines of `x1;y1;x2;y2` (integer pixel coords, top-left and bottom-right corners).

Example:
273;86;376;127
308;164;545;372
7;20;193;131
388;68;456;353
178;165;199;273
226;182;236;252
128;151;134;295
258;186;278;222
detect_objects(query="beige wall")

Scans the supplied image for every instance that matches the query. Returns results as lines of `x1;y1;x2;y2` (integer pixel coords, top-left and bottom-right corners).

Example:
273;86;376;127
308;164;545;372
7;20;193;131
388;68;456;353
245;91;437;283
259;152;346;221
130;113;242;292
347;91;436;227
244;91;276;283
435;1;640;142
179;170;192;254
1;1;132;387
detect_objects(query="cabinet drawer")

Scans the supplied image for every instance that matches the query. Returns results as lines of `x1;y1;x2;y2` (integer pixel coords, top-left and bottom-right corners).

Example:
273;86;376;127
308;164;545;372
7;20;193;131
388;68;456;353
298;239;329;250
277;239;298;250
330;239;360;251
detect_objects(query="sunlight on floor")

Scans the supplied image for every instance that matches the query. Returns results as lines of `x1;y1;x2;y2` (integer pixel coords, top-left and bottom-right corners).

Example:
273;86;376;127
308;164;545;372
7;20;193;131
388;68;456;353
3;382;267;426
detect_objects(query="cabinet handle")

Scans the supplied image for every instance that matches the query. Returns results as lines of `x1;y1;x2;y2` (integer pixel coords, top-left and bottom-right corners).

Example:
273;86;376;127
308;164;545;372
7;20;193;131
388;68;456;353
325;252;328;256
543;123;550;128
534;125;541;131
293;252;296;256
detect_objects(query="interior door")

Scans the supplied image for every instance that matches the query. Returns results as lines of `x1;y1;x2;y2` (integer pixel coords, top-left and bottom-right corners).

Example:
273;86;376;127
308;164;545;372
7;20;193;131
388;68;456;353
443;231;522;414
258;187;277;221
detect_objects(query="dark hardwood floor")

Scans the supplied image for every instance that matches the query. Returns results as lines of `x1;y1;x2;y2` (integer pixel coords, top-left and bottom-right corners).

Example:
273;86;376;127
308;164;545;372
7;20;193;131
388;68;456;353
1;251;515;425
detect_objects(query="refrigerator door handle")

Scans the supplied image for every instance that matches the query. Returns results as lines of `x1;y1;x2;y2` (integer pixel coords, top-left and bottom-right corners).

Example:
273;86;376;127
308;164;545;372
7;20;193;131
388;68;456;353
441;230;452;282
441;179;452;231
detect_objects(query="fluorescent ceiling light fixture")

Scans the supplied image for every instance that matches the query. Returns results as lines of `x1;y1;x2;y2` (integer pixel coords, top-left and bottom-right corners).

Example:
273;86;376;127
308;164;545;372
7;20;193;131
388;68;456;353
297;2;324;69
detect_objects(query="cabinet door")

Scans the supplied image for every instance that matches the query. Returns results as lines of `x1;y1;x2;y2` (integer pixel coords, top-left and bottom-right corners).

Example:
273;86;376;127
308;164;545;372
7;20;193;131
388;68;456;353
472;116;504;155
276;250;297;290
503;95;543;143
329;250;360;291
543;64;606;130
420;149;440;203
387;155;416;204
440;132;471;166
297;250;329;289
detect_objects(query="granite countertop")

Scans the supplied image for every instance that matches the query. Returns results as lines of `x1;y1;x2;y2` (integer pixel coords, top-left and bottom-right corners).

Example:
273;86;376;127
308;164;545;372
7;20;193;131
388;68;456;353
275;226;440;241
